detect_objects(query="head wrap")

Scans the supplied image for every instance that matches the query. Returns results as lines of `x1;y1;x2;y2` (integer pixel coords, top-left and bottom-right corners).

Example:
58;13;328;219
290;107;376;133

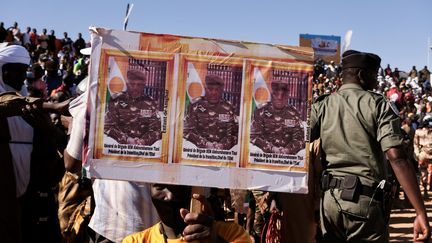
0;45;31;92
0;45;31;65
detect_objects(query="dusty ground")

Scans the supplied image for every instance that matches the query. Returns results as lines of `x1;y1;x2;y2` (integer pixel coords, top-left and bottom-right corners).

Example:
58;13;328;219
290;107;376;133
389;189;432;242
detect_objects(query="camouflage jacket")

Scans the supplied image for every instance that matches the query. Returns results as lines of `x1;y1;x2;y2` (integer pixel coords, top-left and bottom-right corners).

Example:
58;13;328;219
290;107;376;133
250;102;304;154
183;97;238;150
104;93;161;145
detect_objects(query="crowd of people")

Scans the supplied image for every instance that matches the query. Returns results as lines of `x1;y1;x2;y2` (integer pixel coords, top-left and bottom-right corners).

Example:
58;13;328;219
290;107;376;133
0;21;89;101
1;20;432;243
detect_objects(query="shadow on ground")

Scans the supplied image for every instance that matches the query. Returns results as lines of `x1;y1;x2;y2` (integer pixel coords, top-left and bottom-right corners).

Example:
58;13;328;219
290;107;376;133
389;190;432;242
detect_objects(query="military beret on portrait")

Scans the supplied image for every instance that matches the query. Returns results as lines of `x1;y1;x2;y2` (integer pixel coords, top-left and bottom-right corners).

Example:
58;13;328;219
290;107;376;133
271;77;289;91
341;50;381;70
205;74;224;86
127;69;146;80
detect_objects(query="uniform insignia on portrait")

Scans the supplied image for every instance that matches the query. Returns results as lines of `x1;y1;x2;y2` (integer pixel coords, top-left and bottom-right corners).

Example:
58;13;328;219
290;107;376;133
140;109;153;117
285;119;296;127
130;106;137;111
209;111;216;116
389;101;399;116
275;116;282;121
264;111;272;117
144;100;152;106
198;105;206;112
119;101;128;108
219;114;231;122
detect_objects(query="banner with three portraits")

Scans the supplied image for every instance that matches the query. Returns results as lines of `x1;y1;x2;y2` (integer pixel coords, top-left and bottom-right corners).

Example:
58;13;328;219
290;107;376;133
86;28;314;193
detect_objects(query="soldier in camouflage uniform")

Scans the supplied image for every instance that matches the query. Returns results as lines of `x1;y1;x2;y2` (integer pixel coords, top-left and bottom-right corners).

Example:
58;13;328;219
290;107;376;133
250;79;304;155
183;74;238;150
104;69;161;145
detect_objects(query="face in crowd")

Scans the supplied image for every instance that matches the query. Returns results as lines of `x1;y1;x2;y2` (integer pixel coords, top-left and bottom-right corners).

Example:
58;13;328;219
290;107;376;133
271;82;289;110
2;63;28;91
151;184;191;230
126;70;147;98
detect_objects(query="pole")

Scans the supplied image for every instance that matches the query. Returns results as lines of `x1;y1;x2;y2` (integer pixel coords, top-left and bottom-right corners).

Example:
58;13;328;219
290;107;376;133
428;37;430;70
123;3;134;31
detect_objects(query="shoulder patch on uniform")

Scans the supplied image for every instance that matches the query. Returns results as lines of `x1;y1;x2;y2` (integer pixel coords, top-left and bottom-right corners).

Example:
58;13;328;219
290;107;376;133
367;90;385;98
224;99;233;106
142;94;155;101
191;96;203;103
314;93;330;102
388;101;399;116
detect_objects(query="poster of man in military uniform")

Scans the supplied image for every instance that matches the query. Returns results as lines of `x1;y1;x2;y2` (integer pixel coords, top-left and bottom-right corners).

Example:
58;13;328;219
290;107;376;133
183;74;238;150
248;67;308;167
104;65;162;147
177;60;243;165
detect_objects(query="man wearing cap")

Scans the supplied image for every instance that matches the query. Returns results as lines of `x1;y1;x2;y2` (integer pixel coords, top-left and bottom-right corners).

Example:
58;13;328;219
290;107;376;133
311;50;430;242
183;74;238;150
250;79;304;155
105;69;161;146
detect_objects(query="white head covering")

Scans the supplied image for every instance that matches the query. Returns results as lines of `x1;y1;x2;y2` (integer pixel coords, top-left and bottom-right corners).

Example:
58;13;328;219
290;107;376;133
0;44;33;197
0;45;30;63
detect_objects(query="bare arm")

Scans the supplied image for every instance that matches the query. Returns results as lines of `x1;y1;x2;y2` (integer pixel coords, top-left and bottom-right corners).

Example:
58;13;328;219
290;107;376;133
386;146;430;242
63;149;82;173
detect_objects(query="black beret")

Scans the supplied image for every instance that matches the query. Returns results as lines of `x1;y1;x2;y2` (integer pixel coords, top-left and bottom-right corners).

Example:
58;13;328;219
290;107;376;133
271;78;288;85
341;50;381;70
205;75;224;86
271;80;288;90
127;69;146;80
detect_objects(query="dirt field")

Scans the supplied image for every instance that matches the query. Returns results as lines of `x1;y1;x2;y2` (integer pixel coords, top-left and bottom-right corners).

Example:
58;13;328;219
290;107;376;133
389;189;432;242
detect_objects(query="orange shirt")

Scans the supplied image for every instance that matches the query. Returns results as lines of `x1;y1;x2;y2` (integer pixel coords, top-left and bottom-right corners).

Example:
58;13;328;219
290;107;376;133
122;221;251;243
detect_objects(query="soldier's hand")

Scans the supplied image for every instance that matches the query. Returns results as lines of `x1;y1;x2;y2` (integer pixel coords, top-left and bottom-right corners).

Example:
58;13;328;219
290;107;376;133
214;143;224;150
413;214;430;242
279;148;290;154
272;146;282;154
206;141;216;149
127;137;139;144
136;138;149;146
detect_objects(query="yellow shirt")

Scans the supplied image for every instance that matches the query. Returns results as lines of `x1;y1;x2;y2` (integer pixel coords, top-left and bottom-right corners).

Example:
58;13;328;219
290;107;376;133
122;221;252;243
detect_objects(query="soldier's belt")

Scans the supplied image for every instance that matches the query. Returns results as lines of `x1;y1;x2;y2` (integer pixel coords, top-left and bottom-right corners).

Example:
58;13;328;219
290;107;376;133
321;175;384;202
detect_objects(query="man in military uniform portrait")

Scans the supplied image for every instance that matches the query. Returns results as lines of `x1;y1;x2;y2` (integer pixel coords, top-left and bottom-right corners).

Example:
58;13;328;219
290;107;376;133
250;79;304;155
104;69;161;145
183;74;238;150
311;50;430;242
